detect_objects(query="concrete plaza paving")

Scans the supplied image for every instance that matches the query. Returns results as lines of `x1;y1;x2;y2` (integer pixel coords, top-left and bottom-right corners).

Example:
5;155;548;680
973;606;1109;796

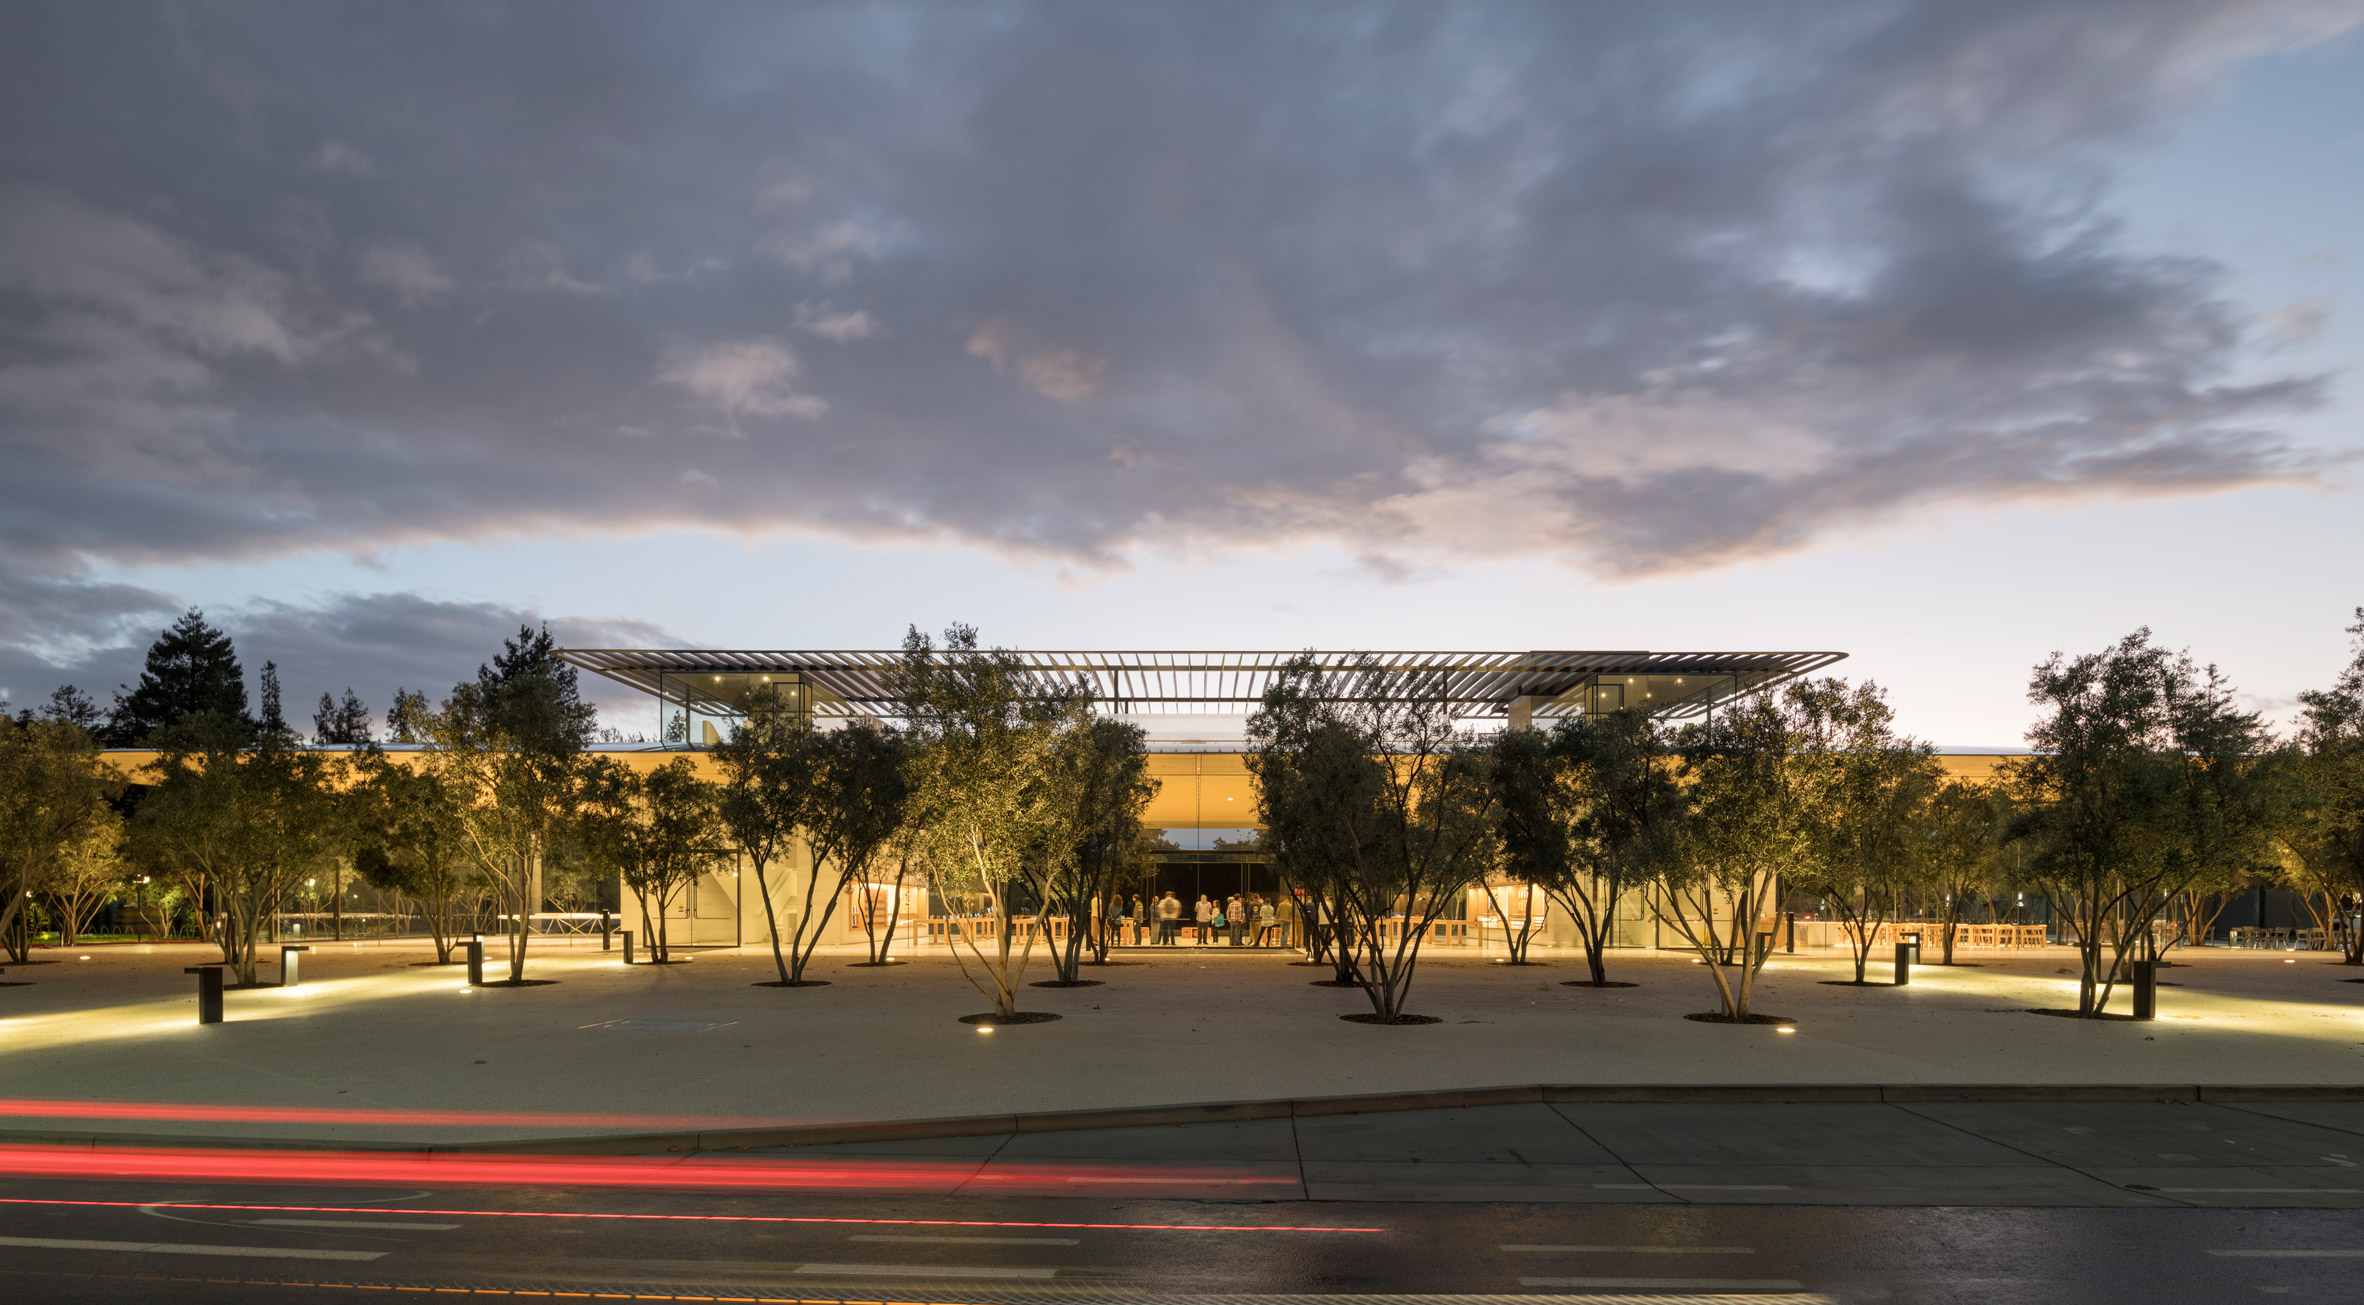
3;938;2362;1148
745;1097;2364;1207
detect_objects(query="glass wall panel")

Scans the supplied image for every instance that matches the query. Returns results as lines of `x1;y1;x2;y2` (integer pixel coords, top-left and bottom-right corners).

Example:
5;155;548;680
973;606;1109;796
658;672;808;747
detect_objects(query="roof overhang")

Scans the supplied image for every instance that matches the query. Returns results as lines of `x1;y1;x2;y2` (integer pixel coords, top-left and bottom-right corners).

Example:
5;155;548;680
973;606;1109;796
557;648;1847;722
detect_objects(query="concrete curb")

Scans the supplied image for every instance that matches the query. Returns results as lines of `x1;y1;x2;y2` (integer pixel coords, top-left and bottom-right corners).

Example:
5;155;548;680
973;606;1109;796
8;1083;2363;1156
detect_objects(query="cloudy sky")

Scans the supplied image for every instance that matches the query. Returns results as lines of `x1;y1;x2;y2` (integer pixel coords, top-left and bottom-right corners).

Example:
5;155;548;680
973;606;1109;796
2;0;2359;744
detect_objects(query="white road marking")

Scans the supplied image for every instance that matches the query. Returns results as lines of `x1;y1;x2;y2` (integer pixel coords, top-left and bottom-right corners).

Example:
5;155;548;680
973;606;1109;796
252;1219;462;1231
0;1235;386;1261
1595;1183;1792;1191
2209;1249;2364;1257
796;1262;1060;1278
848;1234;1080;1245
2168;1189;2361;1194
1520;1276;1806;1290
1502;1244;1755;1254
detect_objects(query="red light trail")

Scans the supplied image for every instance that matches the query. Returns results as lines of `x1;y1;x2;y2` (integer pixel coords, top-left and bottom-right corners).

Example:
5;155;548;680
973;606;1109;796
0;1144;1301;1198
0;1196;1381;1233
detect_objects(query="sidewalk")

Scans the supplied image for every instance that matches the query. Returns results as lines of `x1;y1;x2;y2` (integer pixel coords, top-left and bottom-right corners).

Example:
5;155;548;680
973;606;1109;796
3;940;2361;1146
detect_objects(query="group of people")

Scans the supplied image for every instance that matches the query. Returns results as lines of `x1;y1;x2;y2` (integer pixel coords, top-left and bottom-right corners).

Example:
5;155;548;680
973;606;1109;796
1105;891;1284;947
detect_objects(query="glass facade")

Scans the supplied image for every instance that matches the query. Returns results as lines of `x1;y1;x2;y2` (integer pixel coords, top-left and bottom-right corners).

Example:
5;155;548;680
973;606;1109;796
657;671;811;746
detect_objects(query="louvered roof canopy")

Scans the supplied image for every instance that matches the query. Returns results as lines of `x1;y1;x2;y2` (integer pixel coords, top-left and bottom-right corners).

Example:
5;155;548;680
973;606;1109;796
557;648;1847;722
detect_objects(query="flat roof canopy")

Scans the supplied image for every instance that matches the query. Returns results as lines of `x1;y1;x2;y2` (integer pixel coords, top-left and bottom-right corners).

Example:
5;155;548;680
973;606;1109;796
558;648;1847;722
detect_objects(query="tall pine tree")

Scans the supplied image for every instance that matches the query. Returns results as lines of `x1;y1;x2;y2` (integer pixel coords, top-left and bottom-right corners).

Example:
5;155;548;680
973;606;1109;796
106;610;248;745
314;688;374;746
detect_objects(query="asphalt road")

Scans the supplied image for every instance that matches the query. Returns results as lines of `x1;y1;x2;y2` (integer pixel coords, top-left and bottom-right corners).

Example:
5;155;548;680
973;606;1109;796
6;1174;2364;1304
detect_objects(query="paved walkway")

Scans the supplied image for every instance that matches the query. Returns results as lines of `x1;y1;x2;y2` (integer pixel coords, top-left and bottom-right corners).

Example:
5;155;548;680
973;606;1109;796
4;939;2362;1145
734;1098;2364;1207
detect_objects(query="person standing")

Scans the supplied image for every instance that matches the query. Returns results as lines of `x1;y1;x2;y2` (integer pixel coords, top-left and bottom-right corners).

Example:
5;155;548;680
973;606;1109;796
1158;892;1182;945
1194;895;1214;944
1255;897;1277;947
1227;895;1246;946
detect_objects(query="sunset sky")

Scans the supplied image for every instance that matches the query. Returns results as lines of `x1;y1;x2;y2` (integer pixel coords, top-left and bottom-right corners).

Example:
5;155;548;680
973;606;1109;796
3;2;2359;745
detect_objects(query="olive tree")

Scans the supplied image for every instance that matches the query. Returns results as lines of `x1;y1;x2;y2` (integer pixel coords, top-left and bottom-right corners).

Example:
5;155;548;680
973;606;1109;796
577;756;723;963
2295;609;2364;965
0;712;119;962
1493;708;1685;987
711;688;820;984
352;753;481;962
1790;680;1940;985
416;625;594;982
132;711;336;985
779;719;914;985
1661;687;1817;1022
1924;780;2007;965
893;624;1070;1022
1248;654;1496;1024
1035;714;1153;984
48;807;128;946
2007;630;2282;1015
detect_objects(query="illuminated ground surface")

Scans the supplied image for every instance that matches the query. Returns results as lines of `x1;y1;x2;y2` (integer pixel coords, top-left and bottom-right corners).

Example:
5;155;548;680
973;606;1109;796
3;940;2361;1144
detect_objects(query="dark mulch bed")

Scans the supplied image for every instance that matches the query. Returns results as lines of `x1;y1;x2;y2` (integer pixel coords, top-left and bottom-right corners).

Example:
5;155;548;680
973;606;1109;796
1029;979;1104;988
1341;1012;1443;1025
0;959;61;967
0;981;33;987
627;958;694;965
752;979;831;988
1560;980;1640;988
1683;1011;1794;1025
1490;959;1551;966
957;1011;1062;1026
1082;959;1140;967
843;961;906;968
2027;1008;2144;1021
474;979;560;987
1819;979;1903;987
1287;960;1331;967
2338;978;2364;984
1309;978;1362;988
406;960;465;968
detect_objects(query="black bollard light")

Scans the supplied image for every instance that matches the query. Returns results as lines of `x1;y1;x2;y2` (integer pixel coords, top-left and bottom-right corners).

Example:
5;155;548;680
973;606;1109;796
2132;960;2157;1021
466;932;484;987
1784;911;1796;954
185;965;225;1024
622;931;635;965
600;908;613;951
1893;942;1911;986
280;944;312;988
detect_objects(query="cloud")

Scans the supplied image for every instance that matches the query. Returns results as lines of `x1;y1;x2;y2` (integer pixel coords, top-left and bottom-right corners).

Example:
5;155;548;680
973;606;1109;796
657;336;827;431
312;141;374;176
0;0;2354;628
495;240;601;295
355;240;455;307
794;301;877;341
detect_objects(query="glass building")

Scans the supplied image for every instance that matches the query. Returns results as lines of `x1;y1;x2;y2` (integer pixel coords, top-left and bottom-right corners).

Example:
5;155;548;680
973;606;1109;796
555;648;1851;952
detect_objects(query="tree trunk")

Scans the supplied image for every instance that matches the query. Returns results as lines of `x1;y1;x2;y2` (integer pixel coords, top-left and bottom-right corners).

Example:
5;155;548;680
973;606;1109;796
751;852;790;984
